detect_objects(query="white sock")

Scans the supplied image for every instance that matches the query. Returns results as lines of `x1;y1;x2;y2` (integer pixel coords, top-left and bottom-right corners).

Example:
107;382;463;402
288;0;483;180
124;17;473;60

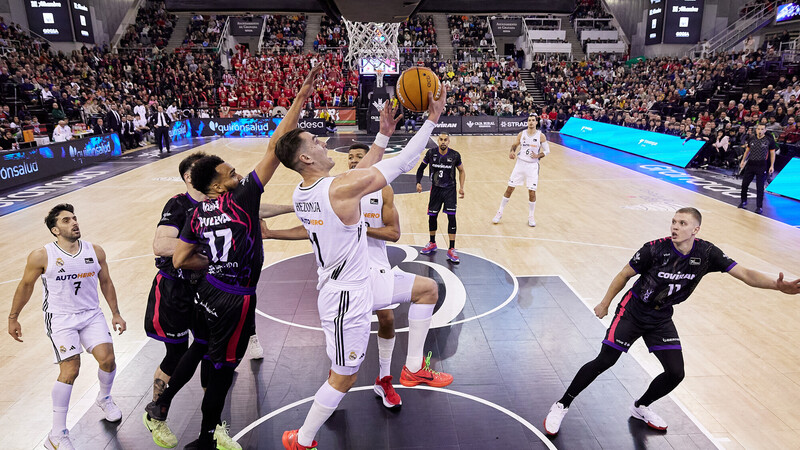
498;196;510;213
529;201;536;217
52;381;72;435
405;303;435;372
297;381;346;446
97;368;115;399
377;336;395;379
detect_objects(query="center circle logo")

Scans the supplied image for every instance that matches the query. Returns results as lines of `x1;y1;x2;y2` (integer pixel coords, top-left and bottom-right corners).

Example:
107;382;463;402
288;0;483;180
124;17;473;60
254;244;518;332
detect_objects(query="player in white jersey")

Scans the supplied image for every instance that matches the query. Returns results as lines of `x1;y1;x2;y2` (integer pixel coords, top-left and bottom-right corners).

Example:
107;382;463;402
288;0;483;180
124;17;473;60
492;114;550;227
8;204;127;450
272;90;452;450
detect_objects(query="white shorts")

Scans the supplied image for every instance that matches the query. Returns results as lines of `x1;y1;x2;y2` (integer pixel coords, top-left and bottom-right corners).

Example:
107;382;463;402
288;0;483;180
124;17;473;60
370;266;416;311
508;160;540;191
45;308;112;364
318;283;373;369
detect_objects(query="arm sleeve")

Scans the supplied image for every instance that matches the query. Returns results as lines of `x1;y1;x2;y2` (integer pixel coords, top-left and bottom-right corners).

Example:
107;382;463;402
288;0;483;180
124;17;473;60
540;140;551;155
375;120;436;185
628;242;654;274
415;155;429;184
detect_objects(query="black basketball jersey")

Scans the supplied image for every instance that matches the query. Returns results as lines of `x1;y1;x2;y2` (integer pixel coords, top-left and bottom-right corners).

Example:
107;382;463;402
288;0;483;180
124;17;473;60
422;147;462;188
155;193;203;280
180;171;264;293
626;237;736;322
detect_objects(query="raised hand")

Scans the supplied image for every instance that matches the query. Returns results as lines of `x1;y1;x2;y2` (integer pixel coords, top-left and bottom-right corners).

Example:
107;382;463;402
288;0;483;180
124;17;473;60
380;99;403;136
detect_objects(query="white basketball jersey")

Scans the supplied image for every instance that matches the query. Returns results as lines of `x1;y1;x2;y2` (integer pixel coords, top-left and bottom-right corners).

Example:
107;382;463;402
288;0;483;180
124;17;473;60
360;190;391;270
41;241;101;314
294;177;370;289
518;130;543;163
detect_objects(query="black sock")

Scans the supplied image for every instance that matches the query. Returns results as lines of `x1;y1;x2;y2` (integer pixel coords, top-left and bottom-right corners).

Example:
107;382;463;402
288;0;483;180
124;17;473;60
155;341;207;408
558;393;576;408
429;235;436;243
449;239;455;249
200;366;235;441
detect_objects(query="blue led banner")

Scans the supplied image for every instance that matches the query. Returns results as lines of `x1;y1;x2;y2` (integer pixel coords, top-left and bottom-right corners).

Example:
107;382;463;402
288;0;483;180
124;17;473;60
188;118;327;137
0;133;122;190
767;158;800;201
560;118;705;167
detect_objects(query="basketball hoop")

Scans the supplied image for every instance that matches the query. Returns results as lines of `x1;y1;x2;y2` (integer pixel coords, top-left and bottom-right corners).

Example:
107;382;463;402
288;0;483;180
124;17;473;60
342;18;400;71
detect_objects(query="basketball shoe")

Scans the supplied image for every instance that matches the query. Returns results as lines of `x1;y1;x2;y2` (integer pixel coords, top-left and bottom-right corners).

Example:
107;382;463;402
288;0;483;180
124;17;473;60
282;430;318;449
420;242;437;254
374;376;402;408
248;334;264;359
400;351;453;387
96;395;122;422
492;211;502;224
543;402;568;435
214;422;242;450
630;403;668;430
143;411;177;448
44;429;75;450
528;216;536;227
446;248;460;264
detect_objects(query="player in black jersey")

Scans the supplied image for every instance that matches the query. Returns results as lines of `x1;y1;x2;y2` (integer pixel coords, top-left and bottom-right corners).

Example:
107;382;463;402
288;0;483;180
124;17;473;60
145;153;207;413
544;207;800;435
143;64;324;450
416;132;466;263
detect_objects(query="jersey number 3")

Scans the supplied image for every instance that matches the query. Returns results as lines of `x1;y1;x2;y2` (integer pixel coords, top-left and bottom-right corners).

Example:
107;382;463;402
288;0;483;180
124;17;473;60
203;229;232;262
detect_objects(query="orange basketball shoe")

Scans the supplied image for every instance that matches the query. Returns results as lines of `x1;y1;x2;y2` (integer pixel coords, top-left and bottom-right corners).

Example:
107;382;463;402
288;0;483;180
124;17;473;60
282;430;317;450
399;351;453;388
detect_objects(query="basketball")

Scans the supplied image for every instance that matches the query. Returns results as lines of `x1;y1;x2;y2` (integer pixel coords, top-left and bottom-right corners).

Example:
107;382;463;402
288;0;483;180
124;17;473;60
396;67;441;112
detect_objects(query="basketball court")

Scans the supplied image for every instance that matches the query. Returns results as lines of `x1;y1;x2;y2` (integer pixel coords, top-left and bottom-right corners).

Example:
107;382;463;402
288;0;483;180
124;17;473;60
1;133;799;449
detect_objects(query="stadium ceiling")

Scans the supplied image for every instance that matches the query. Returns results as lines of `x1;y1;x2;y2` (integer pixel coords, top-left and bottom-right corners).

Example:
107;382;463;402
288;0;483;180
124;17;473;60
165;0;573;21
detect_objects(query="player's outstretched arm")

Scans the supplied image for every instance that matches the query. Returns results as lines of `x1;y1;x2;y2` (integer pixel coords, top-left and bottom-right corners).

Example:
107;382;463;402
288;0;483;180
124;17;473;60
728;265;800;293
259;203;295;219
254;64;324;185
366;186;401;242
261;221;308;240
356;101;403;169
594;264;637;318
173;240;210;271
7;248;47;342
94;244;126;335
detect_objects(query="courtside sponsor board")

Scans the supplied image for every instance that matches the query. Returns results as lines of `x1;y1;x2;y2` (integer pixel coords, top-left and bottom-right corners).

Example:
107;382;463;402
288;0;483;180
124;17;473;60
560;118;704;167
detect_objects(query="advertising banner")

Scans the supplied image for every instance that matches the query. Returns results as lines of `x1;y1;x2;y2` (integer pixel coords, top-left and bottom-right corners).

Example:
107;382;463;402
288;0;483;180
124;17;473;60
433;116;462;134
560;118;704;167
169;120;190;142
462;116;499;134
767;157;800;201
0;133;122;190
367;93;391;134
188;118;327;138
498;116;530;133
317;107;356;125
489;18;523;37
230;17;263;36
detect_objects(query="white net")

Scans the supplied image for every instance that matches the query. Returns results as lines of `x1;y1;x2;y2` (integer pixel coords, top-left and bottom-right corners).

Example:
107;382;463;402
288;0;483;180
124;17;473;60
342;19;400;71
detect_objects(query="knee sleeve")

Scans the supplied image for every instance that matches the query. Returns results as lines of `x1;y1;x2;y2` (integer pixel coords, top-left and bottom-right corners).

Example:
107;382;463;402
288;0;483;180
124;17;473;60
428;215;438;231
447;214;456;234
160;341;188;376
